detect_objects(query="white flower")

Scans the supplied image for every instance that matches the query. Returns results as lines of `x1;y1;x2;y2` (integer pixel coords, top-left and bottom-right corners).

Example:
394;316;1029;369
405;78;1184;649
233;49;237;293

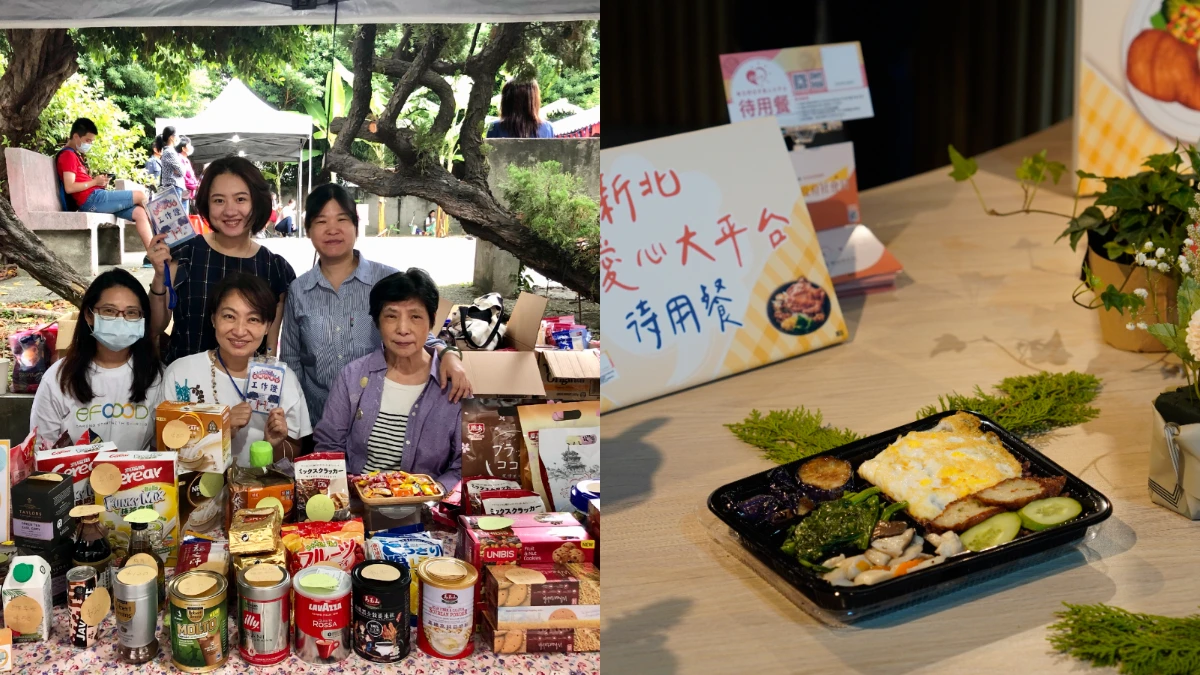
1127;322;1137;331
1187;238;1195;246
1188;311;1200;361
1157;247;1167;258
1158;262;1171;272
1138;322;1148;330
1145;241;1156;251
1135;252;1148;265
1134;288;1150;298
1185;261;1193;274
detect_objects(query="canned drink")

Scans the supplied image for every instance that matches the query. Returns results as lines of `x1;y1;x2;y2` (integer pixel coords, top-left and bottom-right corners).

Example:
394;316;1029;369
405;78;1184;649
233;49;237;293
236;564;291;666
168;570;229;672
415;557;478;660
67;566;98;648
351;560;410;662
113;564;159;664
293;566;351;664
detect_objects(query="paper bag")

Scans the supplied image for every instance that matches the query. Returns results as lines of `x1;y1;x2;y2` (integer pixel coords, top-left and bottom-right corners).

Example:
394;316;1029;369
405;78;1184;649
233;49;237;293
1149;408;1200;519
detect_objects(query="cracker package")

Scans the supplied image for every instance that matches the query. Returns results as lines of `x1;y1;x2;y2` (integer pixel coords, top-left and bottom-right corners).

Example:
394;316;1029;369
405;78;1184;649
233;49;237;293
515;402;600;509
280;519;365;577
461;399;523;483
464;477;522;515
293;452;350;521
34;442;113;506
229;507;281;556
90;450;179;565
154;402;232;473
478;489;546;516
532;427;599;512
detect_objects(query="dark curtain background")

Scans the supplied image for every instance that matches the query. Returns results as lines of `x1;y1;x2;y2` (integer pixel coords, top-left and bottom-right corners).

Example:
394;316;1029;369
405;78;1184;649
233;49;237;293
602;0;1076;190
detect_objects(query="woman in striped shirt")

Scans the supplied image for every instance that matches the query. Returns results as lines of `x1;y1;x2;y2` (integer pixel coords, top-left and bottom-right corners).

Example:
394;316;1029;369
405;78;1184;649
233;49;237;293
313;269;461;488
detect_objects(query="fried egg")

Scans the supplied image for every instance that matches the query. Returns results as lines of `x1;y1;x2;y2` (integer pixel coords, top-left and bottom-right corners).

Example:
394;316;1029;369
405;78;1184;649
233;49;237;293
857;412;1022;522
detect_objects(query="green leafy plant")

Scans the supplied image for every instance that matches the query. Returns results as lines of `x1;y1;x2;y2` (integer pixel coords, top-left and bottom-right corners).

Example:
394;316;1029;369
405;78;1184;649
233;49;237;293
500;160;599;277
34;72;150;184
915;371;1103;437
1048;602;1200;675
725;407;862;464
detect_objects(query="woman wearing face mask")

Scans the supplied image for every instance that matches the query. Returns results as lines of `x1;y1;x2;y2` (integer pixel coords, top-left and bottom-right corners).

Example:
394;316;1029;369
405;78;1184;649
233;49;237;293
159;272;311;465
176;135;199;214
147;156;296;364
29;269;163;450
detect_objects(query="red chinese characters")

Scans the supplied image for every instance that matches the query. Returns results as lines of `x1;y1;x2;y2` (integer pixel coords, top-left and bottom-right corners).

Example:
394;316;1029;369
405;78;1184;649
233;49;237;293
714;215;747;267
601;239;638;293
757;208;789;249
637;243;667;267
638;170;681;198
676;225;716;267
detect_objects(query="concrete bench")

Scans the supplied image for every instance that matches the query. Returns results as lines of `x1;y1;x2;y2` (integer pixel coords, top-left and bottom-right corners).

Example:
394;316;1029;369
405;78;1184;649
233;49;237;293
4;147;143;276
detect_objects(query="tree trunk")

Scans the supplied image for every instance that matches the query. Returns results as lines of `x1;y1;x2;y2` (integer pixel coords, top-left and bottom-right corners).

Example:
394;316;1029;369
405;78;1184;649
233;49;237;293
0;196;88;307
0;29;80;192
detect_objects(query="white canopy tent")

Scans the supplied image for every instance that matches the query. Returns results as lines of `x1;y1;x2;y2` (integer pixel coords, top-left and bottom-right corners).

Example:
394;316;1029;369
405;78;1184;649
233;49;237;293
0;0;597;27
157;78;313;225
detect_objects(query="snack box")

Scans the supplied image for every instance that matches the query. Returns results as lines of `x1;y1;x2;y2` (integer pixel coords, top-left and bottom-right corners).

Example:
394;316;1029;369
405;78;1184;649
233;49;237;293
484;563;599;608
706;410;1113;623
481;614;599;654
92;450;179;566
462;513;580;530
34;442;113;506
155;401;232;474
12;472;75;546
457;519;595;598
487;604;600;629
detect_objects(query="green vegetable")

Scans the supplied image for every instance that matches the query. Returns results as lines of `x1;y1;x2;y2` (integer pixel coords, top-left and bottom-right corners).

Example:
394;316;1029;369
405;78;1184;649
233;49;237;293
1048;603;1200;675
961;512;1022;552
726;407;861;465
1019;497;1082;531
915;371;1102;437
880;501;908;522
1165;0;1200;22
780;487;881;565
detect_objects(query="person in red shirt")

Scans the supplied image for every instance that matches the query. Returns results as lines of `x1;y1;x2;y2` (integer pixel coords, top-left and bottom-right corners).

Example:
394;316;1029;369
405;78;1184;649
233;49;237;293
58;118;154;252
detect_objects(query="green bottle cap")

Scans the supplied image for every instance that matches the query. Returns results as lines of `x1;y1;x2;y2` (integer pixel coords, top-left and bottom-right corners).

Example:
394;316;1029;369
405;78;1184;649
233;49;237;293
250;441;274;468
12;562;32;583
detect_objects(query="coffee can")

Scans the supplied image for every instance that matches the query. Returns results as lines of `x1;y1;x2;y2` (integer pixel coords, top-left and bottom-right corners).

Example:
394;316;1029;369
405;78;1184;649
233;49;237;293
113;564;159;664
351;560;410;662
236;564;291;666
293;566;351;664
67;566;98;649
167;570;229;672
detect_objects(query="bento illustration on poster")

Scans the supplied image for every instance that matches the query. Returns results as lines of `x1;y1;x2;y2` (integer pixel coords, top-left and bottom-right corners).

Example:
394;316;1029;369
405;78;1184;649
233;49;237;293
719;42;873;127
599;117;848;413
1077;0;1200;188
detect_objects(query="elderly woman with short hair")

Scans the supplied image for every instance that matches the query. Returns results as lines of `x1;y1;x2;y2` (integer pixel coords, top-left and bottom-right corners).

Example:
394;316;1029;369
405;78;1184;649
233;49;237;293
313;268;462;489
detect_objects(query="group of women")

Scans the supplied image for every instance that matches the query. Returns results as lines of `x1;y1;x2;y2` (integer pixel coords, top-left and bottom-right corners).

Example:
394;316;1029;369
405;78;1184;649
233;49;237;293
31;158;473;490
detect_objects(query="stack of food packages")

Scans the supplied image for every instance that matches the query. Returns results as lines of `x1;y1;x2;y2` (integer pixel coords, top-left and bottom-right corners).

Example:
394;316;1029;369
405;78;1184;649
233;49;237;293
0;397;603;667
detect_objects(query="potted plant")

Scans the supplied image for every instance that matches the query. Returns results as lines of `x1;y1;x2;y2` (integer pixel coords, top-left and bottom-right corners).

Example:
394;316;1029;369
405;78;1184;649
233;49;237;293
947;145;1200;352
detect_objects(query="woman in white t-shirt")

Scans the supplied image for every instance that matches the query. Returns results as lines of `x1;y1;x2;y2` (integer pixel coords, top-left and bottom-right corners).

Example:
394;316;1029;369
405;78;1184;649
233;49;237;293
30;269;163;450
159;272;311;466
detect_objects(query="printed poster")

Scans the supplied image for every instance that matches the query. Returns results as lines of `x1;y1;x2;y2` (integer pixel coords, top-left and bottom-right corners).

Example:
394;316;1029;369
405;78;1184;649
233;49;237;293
599;117;848;413
1077;0;1200;189
720;42;873;127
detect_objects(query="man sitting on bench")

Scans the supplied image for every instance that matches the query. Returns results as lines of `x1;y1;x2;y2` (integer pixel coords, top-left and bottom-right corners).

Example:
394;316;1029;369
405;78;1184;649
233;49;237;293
57;117;154;253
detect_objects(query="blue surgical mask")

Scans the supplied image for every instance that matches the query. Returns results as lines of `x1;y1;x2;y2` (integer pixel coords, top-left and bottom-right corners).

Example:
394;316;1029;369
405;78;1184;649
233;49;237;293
79;142;93;153
92;316;144;351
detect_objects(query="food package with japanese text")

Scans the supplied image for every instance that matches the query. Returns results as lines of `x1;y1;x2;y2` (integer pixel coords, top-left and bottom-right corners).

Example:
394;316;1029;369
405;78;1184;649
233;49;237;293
516;402;600;510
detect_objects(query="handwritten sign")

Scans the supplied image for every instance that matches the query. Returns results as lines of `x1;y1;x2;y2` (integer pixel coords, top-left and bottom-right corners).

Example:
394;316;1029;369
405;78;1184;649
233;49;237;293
245;361;285;414
720;42;874;127
147;189;195;248
599;117;848;413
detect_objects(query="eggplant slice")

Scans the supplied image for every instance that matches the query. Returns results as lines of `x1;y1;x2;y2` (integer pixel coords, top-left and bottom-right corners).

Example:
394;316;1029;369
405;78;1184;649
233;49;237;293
797;456;853;502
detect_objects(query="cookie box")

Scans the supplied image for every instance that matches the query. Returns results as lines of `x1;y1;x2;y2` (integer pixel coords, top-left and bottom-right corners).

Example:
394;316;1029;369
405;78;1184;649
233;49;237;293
456;521;595;570
489;604;600;629
462;512;580;530
481;615;599;654
485;563;600;607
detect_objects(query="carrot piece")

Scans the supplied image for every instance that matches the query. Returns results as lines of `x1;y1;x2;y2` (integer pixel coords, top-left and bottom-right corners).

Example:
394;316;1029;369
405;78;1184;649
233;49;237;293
892;559;925;576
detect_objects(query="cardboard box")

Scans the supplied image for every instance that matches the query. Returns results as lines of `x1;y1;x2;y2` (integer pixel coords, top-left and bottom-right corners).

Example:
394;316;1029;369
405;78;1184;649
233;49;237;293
481;616;588;654
489;604;600;629
55;311;80;354
11;473;74;546
154;402;232;473
34;442;113;506
457;520;595;575
484;563;599;608
537;349;600;401
457;293;548;400
92;450;179;565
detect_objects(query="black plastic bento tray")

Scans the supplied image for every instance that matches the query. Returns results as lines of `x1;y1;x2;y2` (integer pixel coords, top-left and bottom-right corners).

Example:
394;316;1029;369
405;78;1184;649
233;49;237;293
707;410;1113;620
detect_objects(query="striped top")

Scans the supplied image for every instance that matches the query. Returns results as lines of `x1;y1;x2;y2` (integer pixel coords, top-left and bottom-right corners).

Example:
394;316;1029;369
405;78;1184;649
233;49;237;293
363;379;424;472
281;252;445;421
160;146;185;192
166;236;296;364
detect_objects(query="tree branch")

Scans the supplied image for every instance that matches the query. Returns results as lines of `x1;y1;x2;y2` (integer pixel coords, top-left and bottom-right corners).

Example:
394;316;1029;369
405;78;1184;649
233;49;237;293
460;23;527;185
0;197;88;306
331;24;376;156
379;27;448;138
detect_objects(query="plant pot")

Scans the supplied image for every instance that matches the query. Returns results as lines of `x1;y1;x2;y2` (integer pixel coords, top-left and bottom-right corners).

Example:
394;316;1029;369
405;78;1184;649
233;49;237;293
1150;389;1200;519
1086;248;1177;352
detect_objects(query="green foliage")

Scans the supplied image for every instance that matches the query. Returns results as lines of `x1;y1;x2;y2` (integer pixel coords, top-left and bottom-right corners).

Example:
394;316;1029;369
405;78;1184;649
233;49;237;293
501;161;599;276
78;57;220;142
1016;149;1066;185
947;144;978;182
1048;603;1200;675
725;407;862;464
915;371;1103;437
35;73;149;183
1145;276;1200;367
1099;284;1146;316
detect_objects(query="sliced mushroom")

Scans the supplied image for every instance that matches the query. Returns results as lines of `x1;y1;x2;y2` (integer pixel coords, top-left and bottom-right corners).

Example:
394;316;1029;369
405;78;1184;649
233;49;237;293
864;549;892;567
872;520;908;539
853;569;895;586
871;528;915;558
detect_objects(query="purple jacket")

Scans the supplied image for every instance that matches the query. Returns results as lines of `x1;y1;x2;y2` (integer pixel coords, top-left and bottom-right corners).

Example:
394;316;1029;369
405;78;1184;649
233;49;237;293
313;347;462;488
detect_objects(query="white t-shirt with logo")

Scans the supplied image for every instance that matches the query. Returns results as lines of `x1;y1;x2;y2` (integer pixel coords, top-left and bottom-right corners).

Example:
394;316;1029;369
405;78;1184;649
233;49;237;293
159;352;312;467
29;359;163;451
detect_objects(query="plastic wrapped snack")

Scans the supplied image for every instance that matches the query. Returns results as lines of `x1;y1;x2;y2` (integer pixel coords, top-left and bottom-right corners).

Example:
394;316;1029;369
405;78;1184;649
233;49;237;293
281;519;365;577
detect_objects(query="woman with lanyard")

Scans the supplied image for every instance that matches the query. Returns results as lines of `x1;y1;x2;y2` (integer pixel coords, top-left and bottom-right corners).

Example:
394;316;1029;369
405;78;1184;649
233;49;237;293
159;272;310;465
147;155;296;364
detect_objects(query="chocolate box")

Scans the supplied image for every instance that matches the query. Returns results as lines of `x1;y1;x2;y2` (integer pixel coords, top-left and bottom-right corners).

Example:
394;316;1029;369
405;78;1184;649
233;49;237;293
484;563;600;608
11;472;75;546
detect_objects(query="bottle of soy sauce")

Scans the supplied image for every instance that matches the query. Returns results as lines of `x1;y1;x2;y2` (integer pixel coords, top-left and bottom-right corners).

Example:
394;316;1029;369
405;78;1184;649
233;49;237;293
70;505;113;590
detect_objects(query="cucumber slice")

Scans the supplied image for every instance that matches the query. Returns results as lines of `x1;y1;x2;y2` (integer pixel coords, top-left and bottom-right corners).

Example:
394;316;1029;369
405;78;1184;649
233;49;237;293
960;512;1022;552
1019;497;1083;532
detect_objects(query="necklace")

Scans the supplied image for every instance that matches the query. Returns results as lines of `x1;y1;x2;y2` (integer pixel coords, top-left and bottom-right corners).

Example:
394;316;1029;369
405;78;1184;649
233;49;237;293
208;350;247;405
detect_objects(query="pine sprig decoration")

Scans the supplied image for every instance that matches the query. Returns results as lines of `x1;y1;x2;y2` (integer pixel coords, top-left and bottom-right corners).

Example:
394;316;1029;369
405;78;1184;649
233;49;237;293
725;407;861;464
915;371;1102;436
1048;603;1200;675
